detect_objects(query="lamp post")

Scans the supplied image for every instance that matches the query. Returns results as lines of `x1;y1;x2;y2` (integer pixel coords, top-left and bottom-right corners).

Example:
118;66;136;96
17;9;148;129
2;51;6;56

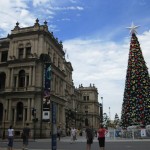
99;103;102;124
32;108;36;141
75;109;77;128
101;97;103;124
85;111;88;126
92;112;93;130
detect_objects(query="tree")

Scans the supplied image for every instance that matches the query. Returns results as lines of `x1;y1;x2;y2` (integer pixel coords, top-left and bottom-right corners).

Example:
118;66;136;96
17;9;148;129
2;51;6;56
114;113;120;127
103;113;110;127
121;30;150;128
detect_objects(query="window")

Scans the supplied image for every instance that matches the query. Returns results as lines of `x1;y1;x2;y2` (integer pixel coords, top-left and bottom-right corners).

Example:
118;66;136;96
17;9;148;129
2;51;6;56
18;70;25;87
13;76;17;88
1;51;8;62
26;47;31;58
18;48;24;59
25;108;27;121
0;103;3;123
87;96;89;101
83;96;89;101
16;102;23;121
26;75;29;86
85;105;88;109
0;73;6;90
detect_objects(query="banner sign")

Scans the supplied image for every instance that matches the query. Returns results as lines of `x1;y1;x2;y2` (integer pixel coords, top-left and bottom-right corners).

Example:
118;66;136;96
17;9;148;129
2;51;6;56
141;129;146;137
43;63;51;121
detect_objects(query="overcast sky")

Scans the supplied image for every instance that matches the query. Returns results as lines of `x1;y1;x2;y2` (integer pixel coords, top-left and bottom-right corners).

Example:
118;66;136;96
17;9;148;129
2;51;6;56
0;0;150;120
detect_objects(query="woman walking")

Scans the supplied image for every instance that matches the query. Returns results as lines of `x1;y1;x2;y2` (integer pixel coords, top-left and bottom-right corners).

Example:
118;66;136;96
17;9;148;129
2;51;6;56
85;125;93;150
97;125;108;150
7;125;14;150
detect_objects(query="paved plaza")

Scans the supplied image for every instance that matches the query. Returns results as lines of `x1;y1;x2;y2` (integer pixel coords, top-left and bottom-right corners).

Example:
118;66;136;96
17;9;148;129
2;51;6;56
1;135;150;150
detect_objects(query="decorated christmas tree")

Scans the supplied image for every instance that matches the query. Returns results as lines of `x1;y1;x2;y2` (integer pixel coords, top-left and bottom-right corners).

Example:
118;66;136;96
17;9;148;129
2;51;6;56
121;23;150;128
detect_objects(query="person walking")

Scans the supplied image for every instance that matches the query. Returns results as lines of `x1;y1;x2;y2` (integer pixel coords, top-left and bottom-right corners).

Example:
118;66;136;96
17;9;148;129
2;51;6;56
57;126;62;141
70;127;76;143
7;125;14;150
22;123;31;150
97;125;108;150
85;125;93;150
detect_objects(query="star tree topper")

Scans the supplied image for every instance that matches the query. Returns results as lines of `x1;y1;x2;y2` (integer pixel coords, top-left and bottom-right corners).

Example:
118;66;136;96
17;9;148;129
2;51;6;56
126;22;140;34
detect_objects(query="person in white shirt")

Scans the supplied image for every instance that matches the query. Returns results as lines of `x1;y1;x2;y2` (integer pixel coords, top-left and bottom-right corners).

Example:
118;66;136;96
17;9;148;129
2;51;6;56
70;127;76;143
7;125;14;150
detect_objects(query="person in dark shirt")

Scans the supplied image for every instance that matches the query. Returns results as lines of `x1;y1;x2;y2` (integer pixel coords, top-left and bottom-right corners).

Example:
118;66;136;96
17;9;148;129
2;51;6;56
85;125;93;150
22;123;31;150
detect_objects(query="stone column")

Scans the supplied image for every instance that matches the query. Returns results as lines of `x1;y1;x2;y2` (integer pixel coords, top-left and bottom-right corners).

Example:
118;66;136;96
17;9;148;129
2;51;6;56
32;66;35;86
27;98;30;121
14;108;17;126
31;98;34;121
11;68;14;88
29;67;32;86
23;108;25;126
16;76;18;89
57;104;60;124
8;99;12;121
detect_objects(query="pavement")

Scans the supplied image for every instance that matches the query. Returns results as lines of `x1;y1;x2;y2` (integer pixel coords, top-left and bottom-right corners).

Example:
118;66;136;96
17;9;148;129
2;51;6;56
1;135;150;150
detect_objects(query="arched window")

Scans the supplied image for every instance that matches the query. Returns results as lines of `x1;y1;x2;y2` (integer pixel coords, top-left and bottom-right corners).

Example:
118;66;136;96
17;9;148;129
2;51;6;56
16;102;23;121
18;70;25;87
0;103;3;123
0;72;6;90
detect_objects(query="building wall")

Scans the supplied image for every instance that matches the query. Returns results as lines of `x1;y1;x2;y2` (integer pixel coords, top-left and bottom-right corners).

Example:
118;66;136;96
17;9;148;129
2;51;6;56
0;20;101;138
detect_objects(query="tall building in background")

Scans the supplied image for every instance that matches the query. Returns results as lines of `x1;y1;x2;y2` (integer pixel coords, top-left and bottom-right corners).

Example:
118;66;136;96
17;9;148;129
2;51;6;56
0;19;101;138
121;25;150;128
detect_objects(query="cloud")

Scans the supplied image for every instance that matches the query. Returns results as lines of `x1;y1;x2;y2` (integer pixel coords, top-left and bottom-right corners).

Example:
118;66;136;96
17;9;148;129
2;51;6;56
0;0;35;35
50;6;84;11
63;31;150;119
32;0;50;7
0;0;84;36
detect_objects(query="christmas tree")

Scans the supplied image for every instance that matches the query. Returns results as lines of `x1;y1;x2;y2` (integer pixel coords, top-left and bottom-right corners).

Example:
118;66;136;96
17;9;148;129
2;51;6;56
121;23;150;128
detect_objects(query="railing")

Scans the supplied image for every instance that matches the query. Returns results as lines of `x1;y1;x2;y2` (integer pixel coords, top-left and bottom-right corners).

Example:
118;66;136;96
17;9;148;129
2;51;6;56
105;129;150;140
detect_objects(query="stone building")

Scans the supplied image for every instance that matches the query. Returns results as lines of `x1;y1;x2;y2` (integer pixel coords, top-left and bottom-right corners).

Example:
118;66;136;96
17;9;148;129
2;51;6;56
0;19;101;138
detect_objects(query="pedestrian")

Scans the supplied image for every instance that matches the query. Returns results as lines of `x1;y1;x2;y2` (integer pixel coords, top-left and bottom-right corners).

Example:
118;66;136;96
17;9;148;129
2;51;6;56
7;125;14;150
70;126;76;143
57;126;62;141
22;123;31;150
97;125;108;150
85;125;93;150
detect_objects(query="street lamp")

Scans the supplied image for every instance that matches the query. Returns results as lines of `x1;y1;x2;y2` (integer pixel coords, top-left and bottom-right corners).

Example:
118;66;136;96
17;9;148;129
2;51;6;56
75;109;77;128
101;97;103;124
32;108;36;140
85;111;88;126
99;103;102;124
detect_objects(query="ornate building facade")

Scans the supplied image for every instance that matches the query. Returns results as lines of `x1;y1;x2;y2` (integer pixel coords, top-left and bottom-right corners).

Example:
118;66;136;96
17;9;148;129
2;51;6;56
0;19;101;138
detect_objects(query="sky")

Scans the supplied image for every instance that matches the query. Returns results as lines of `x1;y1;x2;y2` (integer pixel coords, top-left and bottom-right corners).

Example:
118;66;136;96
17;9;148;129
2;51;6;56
0;0;150;120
